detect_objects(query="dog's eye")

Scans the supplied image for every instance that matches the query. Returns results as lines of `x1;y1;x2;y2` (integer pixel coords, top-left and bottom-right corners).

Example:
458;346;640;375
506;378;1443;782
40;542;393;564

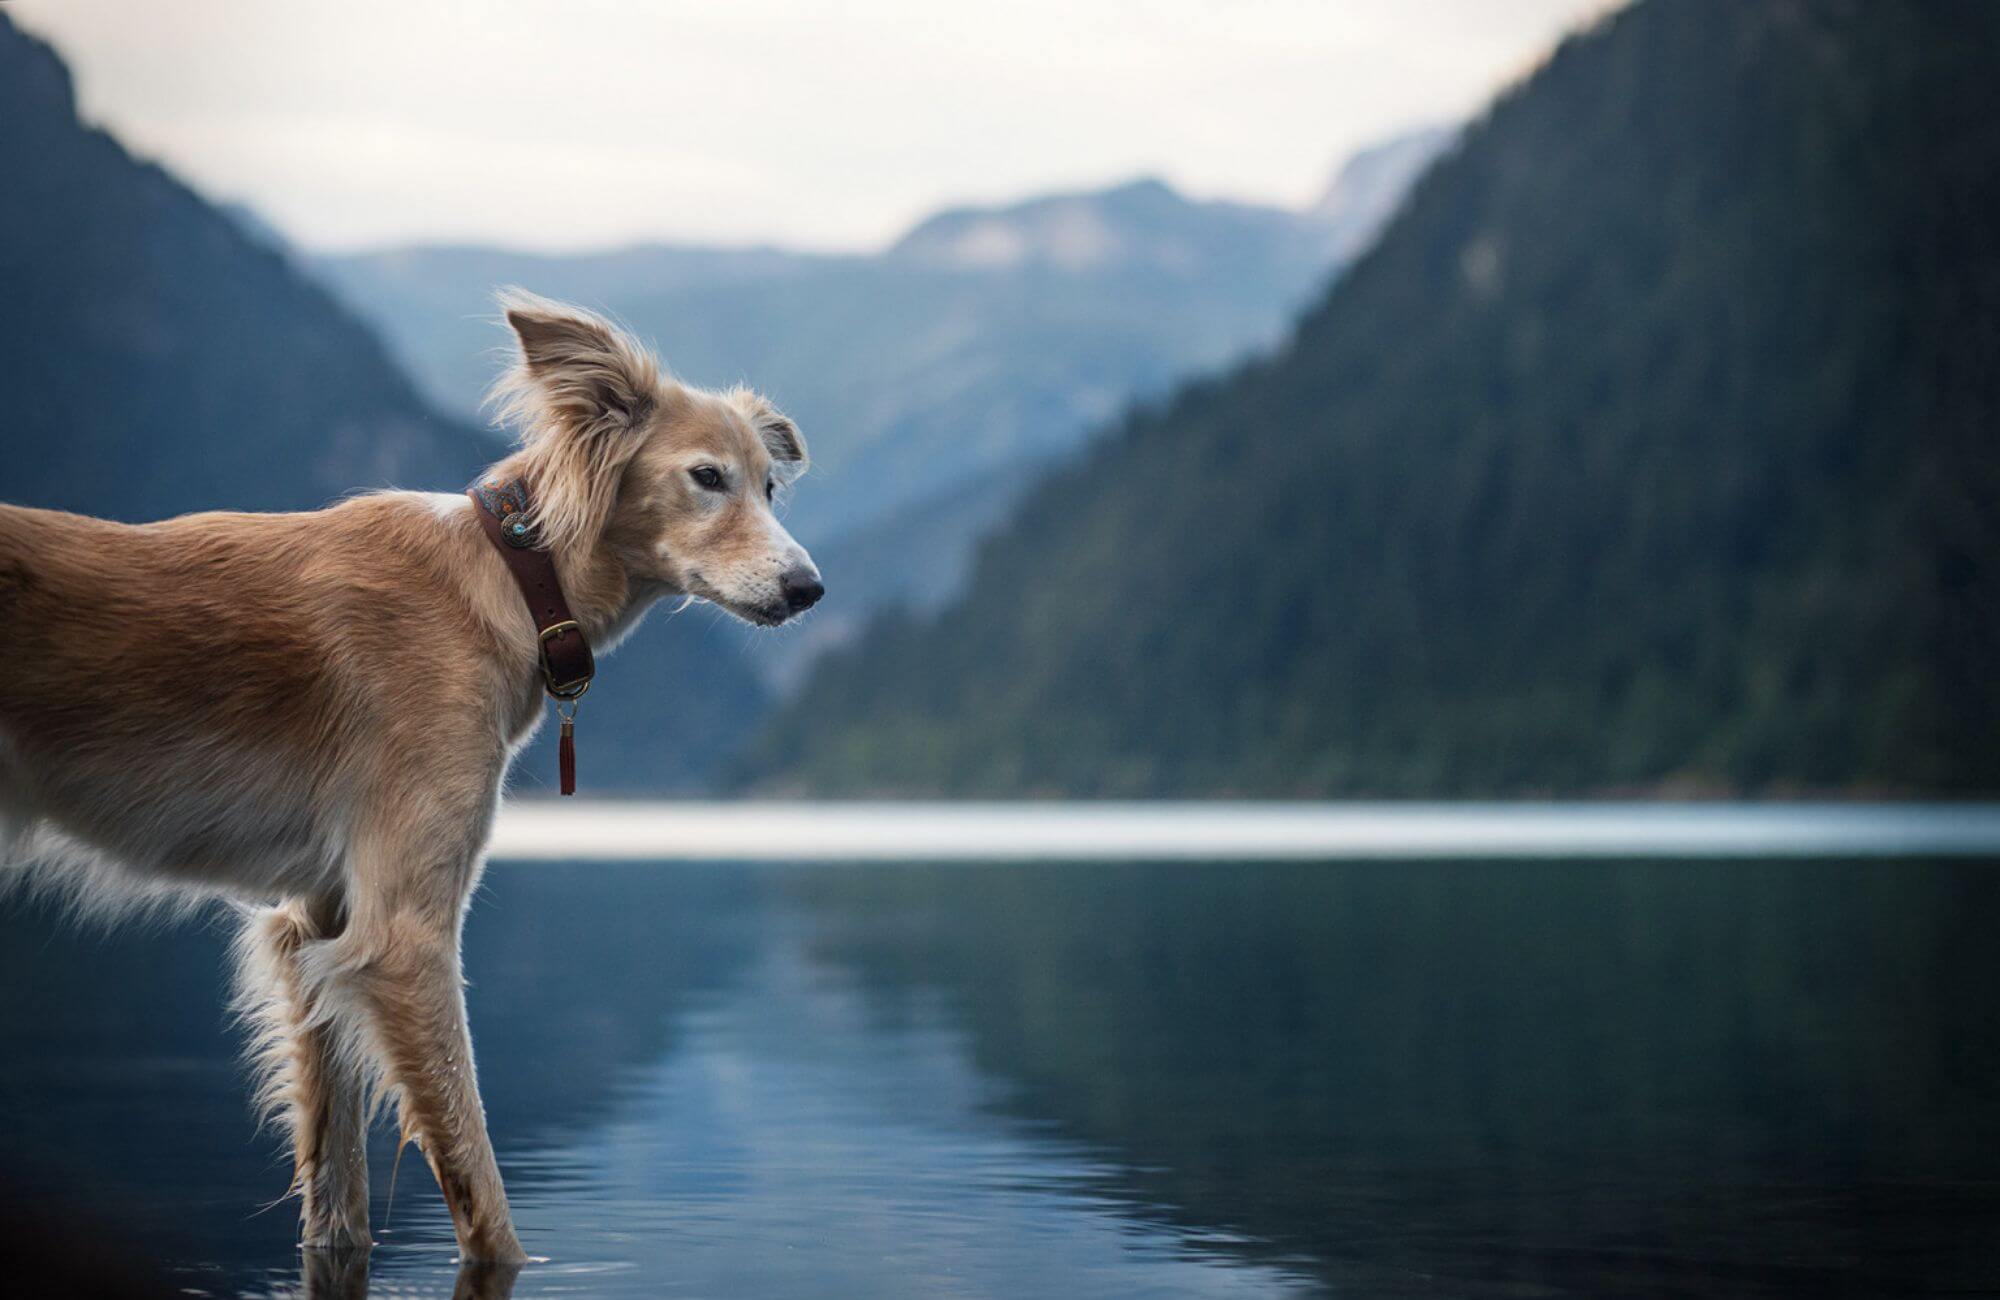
765;479;776;502
689;466;724;491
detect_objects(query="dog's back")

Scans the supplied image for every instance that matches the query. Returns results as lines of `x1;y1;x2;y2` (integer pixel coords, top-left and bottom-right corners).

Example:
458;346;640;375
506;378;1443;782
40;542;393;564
0;496;510;906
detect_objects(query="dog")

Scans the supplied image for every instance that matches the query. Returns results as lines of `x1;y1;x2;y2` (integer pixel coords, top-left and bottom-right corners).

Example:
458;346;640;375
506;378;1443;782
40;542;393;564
0;291;821;1263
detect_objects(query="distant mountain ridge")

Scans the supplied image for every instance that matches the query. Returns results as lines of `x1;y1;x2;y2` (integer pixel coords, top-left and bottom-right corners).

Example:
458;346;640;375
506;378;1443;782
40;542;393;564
739;0;2000;797
1307;125;1457;262
889;128;1456;277
891;177;1313;273
317;125;1452;565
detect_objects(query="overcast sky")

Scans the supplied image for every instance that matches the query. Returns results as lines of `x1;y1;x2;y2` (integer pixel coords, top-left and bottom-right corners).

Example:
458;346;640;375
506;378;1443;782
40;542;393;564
11;0;1609;254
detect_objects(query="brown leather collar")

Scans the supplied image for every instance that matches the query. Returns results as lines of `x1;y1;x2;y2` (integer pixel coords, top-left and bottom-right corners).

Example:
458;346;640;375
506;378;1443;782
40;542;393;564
467;476;595;701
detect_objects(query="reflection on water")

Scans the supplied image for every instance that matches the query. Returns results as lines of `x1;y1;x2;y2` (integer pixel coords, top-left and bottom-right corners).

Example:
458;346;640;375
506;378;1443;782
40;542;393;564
2;855;1998;1296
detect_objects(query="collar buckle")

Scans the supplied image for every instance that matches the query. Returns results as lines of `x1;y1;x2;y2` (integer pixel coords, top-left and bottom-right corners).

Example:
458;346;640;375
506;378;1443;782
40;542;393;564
538;620;595;699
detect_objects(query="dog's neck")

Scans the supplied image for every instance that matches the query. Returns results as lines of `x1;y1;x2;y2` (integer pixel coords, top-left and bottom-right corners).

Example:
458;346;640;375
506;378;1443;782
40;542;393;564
547;539;670;651
478;455;666;653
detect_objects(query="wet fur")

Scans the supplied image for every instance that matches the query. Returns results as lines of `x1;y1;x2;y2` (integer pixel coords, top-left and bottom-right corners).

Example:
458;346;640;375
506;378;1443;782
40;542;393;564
0;292;816;1262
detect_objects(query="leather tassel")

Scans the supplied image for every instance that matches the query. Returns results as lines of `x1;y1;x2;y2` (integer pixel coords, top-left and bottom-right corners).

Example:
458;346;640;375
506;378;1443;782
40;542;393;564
559;715;577;796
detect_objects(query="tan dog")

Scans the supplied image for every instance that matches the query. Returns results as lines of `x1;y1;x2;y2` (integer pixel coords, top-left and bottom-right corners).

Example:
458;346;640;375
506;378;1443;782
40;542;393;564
0;292;820;1262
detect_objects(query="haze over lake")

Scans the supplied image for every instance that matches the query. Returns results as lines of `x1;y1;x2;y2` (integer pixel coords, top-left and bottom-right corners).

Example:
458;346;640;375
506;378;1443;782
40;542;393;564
489;801;2000;860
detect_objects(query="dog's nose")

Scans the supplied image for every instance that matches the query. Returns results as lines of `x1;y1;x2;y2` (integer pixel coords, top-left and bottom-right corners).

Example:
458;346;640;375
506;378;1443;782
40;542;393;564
780;567;824;613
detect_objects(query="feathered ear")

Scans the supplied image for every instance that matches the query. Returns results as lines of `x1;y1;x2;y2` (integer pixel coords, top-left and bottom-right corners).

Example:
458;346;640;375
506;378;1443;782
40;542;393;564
489;288;667;550
730;389;808;472
495;288;660;437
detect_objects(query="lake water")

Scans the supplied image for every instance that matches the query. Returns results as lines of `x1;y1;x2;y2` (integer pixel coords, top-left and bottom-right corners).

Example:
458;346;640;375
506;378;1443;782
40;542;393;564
3;807;1999;1296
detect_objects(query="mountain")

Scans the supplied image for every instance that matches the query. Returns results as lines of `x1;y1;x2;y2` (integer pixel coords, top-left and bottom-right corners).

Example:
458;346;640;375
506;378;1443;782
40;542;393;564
1307;124;1457;264
738;0;2000;798
316;127;1451;629
308;243;824;445
0;13;766;794
0;14;489;520
890;176;1314;273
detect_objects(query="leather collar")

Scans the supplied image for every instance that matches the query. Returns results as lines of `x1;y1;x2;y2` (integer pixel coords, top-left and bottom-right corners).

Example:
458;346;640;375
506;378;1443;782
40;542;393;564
467;476;595;701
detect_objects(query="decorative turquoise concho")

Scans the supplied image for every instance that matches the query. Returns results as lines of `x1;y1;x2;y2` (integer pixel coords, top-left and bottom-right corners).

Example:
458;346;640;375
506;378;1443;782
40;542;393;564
471;476;538;549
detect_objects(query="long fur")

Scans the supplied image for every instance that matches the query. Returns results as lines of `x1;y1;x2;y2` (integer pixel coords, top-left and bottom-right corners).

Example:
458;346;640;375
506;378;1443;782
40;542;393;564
487;288;662;556
229;901;377;1241
0;823;226;928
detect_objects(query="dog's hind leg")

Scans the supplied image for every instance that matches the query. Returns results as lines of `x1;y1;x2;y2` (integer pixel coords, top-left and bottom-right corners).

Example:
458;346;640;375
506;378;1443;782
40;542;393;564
234;895;373;1250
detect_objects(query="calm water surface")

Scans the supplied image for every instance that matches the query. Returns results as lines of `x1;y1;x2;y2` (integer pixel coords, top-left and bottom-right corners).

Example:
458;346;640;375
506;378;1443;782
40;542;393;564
3;854;1998;1296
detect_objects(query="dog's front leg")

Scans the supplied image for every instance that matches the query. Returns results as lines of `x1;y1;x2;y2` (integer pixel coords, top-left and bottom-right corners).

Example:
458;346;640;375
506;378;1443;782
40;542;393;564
359;902;523;1262
334;800;525;1265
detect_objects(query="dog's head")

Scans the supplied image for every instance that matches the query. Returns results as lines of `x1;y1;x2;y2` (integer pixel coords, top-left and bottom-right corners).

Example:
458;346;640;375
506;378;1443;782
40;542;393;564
493;291;822;627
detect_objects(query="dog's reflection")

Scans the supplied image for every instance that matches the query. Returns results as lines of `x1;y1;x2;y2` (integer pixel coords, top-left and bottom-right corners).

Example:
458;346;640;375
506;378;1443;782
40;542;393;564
298;1247;521;1300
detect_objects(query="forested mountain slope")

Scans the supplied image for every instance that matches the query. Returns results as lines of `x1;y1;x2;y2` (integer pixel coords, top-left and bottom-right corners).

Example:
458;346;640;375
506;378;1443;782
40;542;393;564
0;14;489;519
742;0;2000;796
